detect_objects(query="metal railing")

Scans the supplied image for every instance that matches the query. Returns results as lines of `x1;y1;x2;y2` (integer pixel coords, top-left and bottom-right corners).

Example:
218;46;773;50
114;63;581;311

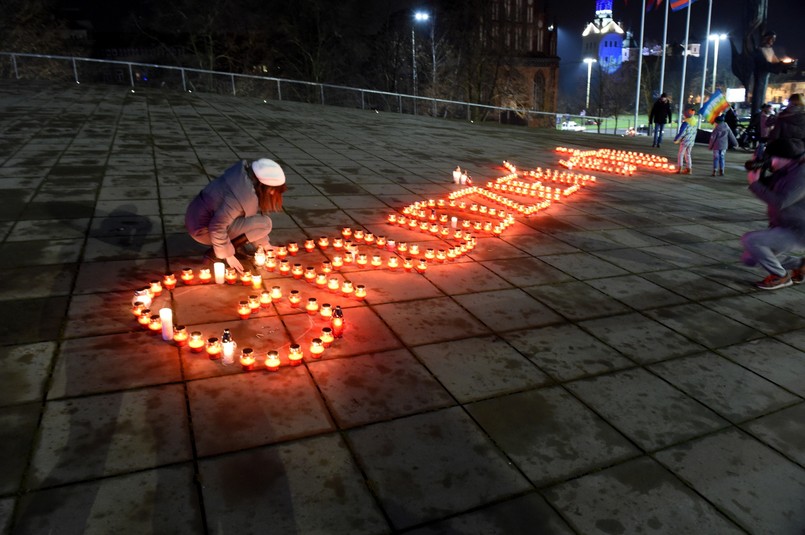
1;52;631;134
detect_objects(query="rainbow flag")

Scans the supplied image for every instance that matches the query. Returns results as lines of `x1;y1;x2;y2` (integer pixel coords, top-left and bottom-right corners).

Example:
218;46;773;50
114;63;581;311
670;0;697;11
699;89;730;124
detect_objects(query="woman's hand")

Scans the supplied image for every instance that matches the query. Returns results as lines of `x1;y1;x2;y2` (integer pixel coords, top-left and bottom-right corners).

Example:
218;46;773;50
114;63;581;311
226;255;244;273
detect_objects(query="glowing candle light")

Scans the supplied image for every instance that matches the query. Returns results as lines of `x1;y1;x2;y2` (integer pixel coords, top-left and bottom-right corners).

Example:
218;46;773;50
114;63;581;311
397;242;408;253
149;280;163;297
304;239;316;252
206;337;222;360
288;290;301;307
318;236;329;249
320;327;335;347
162;273;177;290
320;303;333;318
331;306;345;338
364;233;375;245
148;314;162;333
306;297;319;315
138;309;152;327
387;256;399;269
248;295;261;310
180;268;195;284
357;254;368;266
251;274;263;290
221;329;236;365
376;236;387;248
270;285;282;300
304;266;317;282
371;254;382;268
291;264;304;279
403;258;414;271
388;214;397;224
415;259;428;273
159;308;173;341
260;291;272;307
315;273;328;287
239;348;256;370
341;280;354;295
224;268;238;284
332;238;344;250
309;338;324;359
277;246;288;258
238;300;252;320
287;242;299;256
425;248;436;260
279;260;291;276
265;257;277;271
188;330;204;352
409;245;420;256
240;271;252;286
354;285;367;300
198;268;212;284
353;230;364;242
288;344;304;366
253;247;266;267
265;350;281;371
386;239;396;251
332;255;343;269
436;250;447;262
131;301;146;317
327;276;340;292
321;260;333;274
342;227;352;239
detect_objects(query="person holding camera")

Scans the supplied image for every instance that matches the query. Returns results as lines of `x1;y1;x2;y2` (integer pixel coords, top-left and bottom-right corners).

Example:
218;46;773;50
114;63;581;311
740;138;805;290
185;159;288;273
649;93;673;148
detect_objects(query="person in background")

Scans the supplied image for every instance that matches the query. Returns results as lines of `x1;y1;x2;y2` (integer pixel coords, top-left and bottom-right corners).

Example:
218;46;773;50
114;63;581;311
648;93;673;148
755;103;775;158
741;138;805;290
673;108;698;174
185;158;287;273
767;93;805;155
708;115;738;176
724;105;739;138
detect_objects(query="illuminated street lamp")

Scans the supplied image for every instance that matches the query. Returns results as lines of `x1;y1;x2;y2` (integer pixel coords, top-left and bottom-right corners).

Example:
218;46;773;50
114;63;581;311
583;58;596;110
412;10;435;114
709;33;727;93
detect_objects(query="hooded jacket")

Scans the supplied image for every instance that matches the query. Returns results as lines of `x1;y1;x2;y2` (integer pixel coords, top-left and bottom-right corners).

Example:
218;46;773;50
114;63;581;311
768;105;805;154
749;159;805;234
708;122;738;151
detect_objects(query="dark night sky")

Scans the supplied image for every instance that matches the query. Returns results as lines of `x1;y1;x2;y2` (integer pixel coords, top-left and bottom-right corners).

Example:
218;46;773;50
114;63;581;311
550;0;804;96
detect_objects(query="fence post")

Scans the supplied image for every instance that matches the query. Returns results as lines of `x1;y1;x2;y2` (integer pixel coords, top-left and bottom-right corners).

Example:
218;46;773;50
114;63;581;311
128;63;134;88
181;68;187;92
231;74;236;96
277;80;282;101
361;90;364;110
320;85;324;105
467;105;470;121
72;57;79;84
398;95;402;113
11;54;19;79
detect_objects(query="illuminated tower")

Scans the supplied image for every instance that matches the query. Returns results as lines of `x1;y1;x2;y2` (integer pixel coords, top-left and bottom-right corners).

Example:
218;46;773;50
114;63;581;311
581;0;626;74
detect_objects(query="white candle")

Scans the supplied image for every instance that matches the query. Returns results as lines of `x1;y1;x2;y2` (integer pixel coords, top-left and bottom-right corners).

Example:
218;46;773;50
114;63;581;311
451;216;458;228
159;308;173;341
222;341;236;365
213;262;226;284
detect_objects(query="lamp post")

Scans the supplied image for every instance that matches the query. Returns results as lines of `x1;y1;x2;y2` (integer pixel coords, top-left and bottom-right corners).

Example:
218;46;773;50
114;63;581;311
412;10;434;115
583;58;596;111
709;33;726;93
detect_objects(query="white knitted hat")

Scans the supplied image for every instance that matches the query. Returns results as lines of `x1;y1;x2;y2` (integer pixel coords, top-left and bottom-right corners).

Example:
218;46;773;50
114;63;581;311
251;159;286;186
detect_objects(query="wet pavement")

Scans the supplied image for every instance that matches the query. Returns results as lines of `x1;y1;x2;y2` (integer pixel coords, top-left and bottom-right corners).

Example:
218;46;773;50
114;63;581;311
0;80;803;534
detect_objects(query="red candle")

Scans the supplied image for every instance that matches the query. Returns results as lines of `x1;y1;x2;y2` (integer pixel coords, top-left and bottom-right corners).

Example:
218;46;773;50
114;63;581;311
239;348;256;370
206;337;222;360
309;338;324;359
188;331;204;352
173;325;188;347
320;327;335;347
180;268;195;284
163;273;177;290
224;268;238;285
288;344;303;366
237;301;252;320
265;350;281;371
305;298;319;316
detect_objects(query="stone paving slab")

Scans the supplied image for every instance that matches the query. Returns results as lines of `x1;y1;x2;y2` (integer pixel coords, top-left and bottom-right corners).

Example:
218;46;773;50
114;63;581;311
1;80;803;533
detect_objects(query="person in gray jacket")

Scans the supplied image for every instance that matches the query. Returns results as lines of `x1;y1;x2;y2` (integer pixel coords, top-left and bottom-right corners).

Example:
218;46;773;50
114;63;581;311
708;115;738;176
741;138;805;290
185;158;287;273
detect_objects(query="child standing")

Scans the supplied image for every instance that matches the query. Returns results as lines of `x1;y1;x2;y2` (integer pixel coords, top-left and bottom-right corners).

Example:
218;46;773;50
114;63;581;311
674;108;699;174
708;115;738;176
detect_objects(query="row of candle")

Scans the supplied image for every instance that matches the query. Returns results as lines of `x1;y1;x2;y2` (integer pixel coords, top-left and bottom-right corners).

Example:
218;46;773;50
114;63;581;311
555;147;675;173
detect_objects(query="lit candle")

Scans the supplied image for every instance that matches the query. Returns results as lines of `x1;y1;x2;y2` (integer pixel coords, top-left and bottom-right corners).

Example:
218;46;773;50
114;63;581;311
309;338;324;359
138;309;152;327
149;280;163;297
409;245;420;256
436;250;447;262
288;344;303;366
342;227;352;239
265;257;277;271
321;260;332;274
221;330;236;365
131;300;146;318
364;233;375;245
253;247;266;267
386;239;396;251
331;306;345;338
357;254;368;266
333;238;344;249
265;350;281;371
279;260;291;276
260;290;272;307
397;242;408;253
239;348;256;370
369;254;381;268
173;325;188;347
277;246;288;258
341;280;354;295
240;271;252;286
248;295;261;310
224;268;238;285
320;327;335;347
403;258;414;271
291;264;304;279
188;331;204;352
199;268;212;284
332;255;344;269
180;268;194;284
387;257;399;269
288;290;301;307
327;276;340;292
238;300;252;319
304;239;316;252
162;273;176;290
376;236;387;247
318;236;329;249
320;303;333;318
315;273;328;287
353;230;364;242
213;262;226;284
304;267;316;283
206;337;222;360
415;260;428;273
251;274;263;290
287;242;299;256
148;314;162;333
354;285;367;300
305;297;319;315
425;249;435;260
270;285;282;300
159;308;173;341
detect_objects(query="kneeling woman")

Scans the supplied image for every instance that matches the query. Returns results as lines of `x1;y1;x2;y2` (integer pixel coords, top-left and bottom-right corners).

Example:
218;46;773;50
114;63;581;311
185;159;287;272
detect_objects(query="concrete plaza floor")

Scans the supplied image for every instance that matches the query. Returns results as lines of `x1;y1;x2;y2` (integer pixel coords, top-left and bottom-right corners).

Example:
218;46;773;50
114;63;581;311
0;80;803;534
